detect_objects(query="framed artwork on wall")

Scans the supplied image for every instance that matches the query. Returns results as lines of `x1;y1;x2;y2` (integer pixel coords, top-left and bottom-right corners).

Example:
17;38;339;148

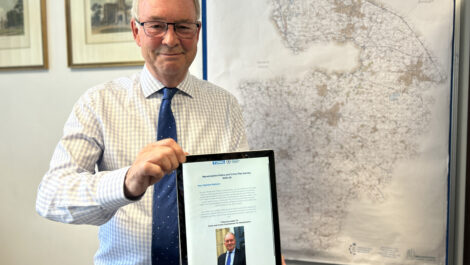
65;0;143;68
0;0;48;70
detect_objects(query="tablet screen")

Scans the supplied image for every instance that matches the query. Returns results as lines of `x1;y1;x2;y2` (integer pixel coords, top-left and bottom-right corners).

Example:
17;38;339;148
177;150;281;265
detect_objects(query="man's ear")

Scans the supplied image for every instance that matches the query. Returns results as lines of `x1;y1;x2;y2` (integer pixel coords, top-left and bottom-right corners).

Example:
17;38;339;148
195;22;202;41
131;19;142;47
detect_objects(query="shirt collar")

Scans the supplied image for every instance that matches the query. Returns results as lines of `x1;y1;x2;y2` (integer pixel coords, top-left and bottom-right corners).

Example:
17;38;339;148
140;64;195;98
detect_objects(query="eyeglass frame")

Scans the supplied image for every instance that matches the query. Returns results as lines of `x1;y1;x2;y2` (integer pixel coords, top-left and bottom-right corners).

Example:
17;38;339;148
134;19;201;39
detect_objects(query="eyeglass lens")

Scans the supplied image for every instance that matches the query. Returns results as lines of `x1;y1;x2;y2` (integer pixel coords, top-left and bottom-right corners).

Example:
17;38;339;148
143;22;198;38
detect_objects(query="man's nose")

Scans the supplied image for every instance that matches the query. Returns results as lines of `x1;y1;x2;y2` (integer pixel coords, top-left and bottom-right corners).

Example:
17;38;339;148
162;25;179;46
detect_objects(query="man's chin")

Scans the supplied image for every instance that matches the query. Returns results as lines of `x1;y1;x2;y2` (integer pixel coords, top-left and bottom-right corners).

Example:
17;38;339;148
156;65;186;76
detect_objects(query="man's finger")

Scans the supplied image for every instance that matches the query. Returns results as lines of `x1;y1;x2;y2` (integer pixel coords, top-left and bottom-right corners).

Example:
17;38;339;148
157;138;186;163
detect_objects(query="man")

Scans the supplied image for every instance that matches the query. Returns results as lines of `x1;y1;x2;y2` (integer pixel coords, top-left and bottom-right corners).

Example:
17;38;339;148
36;0;248;264
218;232;246;265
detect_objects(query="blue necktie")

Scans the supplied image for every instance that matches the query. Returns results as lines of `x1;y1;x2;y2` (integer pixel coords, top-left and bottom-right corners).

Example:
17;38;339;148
226;251;232;265
152;87;179;265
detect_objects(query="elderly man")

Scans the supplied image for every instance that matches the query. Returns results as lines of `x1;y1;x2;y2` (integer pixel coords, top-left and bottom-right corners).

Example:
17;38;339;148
36;0;248;264
218;232;246;265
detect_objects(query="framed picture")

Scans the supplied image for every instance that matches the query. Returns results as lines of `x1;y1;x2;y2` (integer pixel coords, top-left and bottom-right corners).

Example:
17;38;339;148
0;0;48;70
65;0;144;68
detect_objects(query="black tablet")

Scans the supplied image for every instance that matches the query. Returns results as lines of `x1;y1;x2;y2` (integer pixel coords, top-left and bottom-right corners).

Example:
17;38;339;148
176;150;281;265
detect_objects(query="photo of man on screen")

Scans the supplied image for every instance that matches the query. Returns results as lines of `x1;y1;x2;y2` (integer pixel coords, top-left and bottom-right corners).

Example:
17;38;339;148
217;232;246;265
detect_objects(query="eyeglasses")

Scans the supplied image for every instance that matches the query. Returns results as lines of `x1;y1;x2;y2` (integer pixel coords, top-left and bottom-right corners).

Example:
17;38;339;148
135;19;201;39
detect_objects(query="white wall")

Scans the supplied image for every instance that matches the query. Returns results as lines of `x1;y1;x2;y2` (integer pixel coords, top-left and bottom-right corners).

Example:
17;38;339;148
0;1;141;264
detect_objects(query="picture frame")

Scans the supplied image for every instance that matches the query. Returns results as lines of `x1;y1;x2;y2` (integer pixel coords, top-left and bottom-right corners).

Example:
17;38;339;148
0;0;48;70
65;0;143;68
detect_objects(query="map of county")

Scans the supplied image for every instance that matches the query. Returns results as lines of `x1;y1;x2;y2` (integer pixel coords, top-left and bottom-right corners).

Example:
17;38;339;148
206;0;453;264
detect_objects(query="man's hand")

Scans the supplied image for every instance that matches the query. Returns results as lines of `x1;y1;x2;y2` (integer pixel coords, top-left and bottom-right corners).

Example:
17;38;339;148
124;139;186;198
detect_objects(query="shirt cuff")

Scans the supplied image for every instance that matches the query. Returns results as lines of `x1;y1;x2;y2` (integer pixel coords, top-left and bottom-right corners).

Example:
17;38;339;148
96;166;137;210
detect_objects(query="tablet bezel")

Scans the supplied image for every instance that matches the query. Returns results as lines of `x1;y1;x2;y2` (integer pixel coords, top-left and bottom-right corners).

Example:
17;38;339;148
176;150;282;265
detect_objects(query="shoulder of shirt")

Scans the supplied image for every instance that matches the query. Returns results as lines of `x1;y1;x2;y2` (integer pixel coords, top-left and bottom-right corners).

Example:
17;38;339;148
86;72;140;94
76;72;141;102
188;74;237;101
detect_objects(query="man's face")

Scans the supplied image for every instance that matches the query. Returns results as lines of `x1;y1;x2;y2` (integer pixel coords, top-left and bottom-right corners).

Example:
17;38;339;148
132;0;200;84
224;233;236;252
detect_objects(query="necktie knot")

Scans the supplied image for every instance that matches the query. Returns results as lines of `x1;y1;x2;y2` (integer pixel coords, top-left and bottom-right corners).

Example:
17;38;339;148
162;87;177;100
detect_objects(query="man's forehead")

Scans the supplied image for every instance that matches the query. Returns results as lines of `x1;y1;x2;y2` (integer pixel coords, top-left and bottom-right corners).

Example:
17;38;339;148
138;0;197;20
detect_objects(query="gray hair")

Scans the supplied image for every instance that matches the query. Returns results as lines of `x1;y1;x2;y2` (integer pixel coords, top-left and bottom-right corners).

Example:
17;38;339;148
131;0;201;21
224;232;235;240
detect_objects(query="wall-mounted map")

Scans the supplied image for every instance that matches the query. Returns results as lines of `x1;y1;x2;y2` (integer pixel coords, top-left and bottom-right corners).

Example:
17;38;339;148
206;0;454;264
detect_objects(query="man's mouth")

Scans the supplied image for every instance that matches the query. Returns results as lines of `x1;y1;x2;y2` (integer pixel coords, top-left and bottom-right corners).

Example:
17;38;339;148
159;51;184;56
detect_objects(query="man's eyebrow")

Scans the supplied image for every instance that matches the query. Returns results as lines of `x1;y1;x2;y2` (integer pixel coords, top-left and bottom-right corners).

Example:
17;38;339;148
146;16;164;21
